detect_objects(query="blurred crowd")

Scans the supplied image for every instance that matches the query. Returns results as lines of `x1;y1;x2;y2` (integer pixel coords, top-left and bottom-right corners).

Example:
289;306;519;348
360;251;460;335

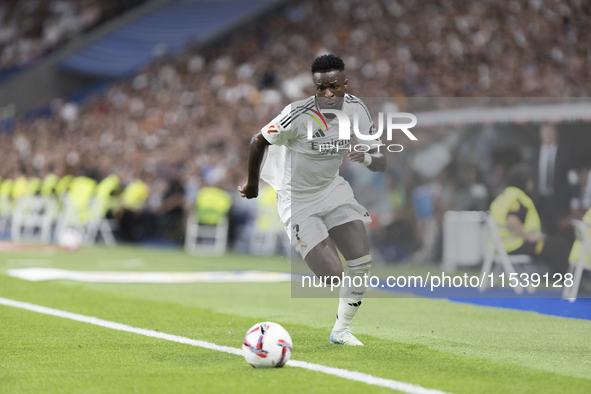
0;0;145;74
1;0;591;254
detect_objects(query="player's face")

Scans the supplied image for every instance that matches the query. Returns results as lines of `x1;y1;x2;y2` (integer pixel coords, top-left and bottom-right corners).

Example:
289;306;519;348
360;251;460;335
313;71;348;110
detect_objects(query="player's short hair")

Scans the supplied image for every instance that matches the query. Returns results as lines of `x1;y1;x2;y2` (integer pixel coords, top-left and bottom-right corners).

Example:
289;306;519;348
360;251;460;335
311;54;345;74
507;163;533;191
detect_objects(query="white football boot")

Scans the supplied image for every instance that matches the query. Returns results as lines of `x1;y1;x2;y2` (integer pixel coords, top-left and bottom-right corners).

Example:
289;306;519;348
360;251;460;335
329;329;364;346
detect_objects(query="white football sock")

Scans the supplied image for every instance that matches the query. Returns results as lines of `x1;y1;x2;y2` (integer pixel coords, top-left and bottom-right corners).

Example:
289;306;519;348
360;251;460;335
333;255;372;332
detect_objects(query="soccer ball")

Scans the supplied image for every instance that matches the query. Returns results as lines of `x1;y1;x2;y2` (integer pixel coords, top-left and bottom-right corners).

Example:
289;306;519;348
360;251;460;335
58;228;82;251
242;322;292;368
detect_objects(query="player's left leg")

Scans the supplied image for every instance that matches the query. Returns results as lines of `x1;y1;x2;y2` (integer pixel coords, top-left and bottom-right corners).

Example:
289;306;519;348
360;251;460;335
327;220;371;345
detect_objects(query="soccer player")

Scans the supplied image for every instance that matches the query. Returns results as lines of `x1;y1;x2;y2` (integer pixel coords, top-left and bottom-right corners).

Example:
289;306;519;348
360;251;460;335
239;54;386;346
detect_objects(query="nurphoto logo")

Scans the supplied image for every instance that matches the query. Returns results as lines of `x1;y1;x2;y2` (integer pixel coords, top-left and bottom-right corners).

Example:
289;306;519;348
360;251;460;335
305;109;418;154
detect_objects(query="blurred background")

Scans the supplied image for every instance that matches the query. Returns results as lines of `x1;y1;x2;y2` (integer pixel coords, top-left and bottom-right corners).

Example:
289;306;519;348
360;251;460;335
1;0;591;269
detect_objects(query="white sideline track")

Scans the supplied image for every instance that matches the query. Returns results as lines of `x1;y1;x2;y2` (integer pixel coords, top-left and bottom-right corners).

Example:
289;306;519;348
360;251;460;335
0;297;451;394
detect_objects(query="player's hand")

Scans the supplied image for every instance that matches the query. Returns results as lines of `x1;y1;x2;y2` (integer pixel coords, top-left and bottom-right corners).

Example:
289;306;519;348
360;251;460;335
348;151;366;163
238;182;258;199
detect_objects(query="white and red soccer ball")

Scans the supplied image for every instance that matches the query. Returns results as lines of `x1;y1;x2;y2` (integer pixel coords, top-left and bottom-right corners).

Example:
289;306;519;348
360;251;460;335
242;322;292;368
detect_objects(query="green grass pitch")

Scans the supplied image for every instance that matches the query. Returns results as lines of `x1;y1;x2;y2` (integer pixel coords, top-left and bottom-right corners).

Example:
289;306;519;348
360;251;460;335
0;246;590;393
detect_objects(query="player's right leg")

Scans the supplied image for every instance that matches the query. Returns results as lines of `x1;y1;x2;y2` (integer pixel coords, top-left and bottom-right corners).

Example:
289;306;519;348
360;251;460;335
302;239;363;345
326;220;371;346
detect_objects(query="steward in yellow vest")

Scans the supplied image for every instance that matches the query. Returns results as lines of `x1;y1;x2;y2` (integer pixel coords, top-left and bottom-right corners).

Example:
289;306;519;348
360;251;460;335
41;174;60;197
122;180;149;211
195;187;233;225
569;207;591;264
26;177;41;196
254;184;282;232
118;179;150;243
67;176;97;223
491;186;542;253
11;176;28;200
0;178;12;214
490;164;569;275
0;178;13;199
95;174;122;216
55;175;74;198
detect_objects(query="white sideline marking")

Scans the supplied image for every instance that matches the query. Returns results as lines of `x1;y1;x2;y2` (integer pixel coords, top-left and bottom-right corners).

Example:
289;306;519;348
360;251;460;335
0;297;451;394
7;268;293;283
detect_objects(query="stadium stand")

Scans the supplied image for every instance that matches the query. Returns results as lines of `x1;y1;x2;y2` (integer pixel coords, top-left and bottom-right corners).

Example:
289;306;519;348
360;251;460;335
60;0;274;78
0;0;146;81
1;0;591;258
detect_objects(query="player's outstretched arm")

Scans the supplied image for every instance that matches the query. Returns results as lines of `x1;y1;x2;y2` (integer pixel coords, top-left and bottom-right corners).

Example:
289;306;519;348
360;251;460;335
238;132;271;199
348;148;386;172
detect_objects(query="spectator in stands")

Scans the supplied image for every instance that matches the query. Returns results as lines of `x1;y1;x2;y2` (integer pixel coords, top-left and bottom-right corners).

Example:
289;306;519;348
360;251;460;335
490;164;569;275
574;166;591;211
532;124;576;235
153;165;185;243
118;176;150;242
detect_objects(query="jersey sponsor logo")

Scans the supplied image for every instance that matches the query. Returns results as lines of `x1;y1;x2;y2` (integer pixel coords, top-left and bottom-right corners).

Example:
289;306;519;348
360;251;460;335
310;138;350;156
267;124;279;133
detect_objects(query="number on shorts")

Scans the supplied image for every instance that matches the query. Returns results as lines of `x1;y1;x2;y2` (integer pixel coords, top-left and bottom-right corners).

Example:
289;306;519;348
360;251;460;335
292;224;300;241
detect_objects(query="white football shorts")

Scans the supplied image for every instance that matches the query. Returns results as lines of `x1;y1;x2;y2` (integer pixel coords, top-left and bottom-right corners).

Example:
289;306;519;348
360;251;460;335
276;176;372;259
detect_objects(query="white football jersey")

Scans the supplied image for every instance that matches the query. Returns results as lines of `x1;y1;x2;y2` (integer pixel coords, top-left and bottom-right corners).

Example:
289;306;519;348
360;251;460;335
260;94;380;198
